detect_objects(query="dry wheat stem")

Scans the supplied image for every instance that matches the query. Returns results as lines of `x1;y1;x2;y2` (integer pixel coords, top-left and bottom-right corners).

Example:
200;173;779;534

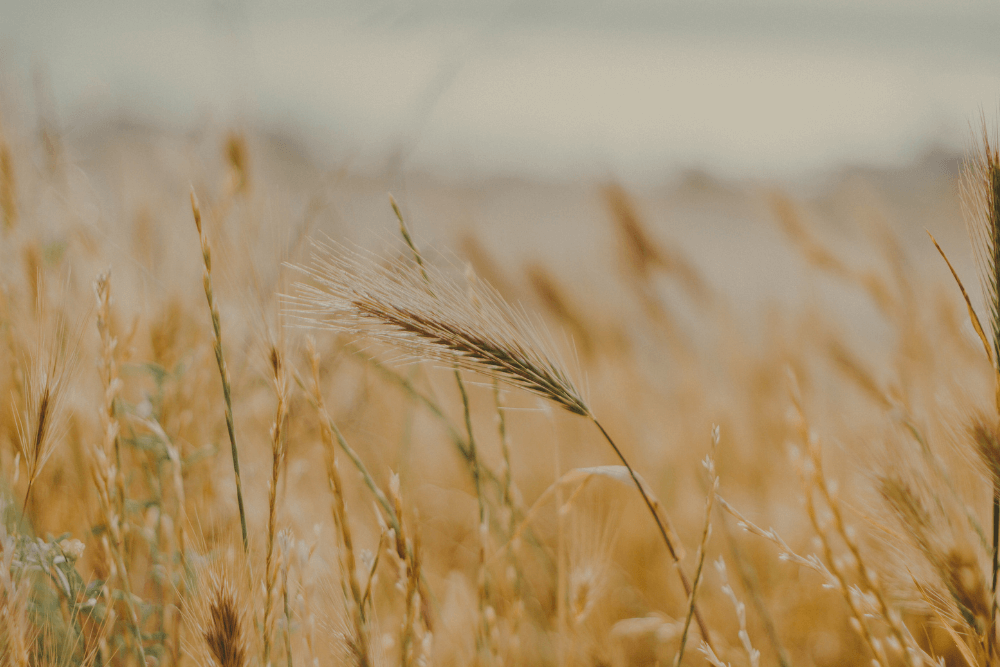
93;270;149;667
191;189;249;555
278;529;295;667
304;338;400;536
715;558;760;667
318;408;370;666
360;531;385;614
928;231;992;365
673;427;719;667
392;197;495;589
264;345;289;667
400;509;423;667
715;500;792;667
353;347;517;504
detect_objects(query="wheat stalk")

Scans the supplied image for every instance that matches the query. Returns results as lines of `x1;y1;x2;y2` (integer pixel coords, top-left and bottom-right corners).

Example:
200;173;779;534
263;344;289;667
92;270;148;667
673;426;719;667
314;376;370;667
190;189;249;555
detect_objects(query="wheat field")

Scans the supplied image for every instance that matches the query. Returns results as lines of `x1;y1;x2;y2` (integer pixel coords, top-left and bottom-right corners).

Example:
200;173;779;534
2;105;1000;667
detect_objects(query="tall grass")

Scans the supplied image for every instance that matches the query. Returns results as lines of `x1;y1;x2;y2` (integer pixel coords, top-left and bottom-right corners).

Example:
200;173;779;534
5;99;1000;667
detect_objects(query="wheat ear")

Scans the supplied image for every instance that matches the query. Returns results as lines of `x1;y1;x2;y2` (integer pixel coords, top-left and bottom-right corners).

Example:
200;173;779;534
13;310;76;524
190;189;249;555
204;571;250;667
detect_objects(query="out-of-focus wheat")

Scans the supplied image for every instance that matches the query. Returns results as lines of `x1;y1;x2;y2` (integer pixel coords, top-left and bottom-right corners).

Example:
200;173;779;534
263;344;289;667
13;310;78;521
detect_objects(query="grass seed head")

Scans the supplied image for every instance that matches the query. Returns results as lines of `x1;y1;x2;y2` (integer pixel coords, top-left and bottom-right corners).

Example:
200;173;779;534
205;577;248;667
961;119;1000;362
289;240;590;417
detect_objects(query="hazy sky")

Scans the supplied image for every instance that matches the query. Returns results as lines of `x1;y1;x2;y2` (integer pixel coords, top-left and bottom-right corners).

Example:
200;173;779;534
2;1;999;181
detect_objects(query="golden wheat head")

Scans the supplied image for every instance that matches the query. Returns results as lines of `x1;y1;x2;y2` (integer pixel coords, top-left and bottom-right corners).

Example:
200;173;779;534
961;120;1000;363
204;580;248;667
288;239;590;417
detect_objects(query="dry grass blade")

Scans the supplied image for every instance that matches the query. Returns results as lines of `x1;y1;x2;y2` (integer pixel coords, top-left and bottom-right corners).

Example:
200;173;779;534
390;194;430;285
927;230;992;365
673;426;720;667
264;344;289;667
191;189;250;555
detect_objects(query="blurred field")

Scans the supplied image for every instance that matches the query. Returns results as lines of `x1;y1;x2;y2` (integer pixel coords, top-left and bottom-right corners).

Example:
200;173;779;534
1;107;999;667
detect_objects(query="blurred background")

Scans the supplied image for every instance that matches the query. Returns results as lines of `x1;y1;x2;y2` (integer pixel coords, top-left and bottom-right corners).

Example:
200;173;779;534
2;0;999;183
2;1;1000;352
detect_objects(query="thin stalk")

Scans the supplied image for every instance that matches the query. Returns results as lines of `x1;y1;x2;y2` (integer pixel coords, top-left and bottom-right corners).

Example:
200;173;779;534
591;418;713;649
392;195;490;531
391;194;430;286
673;432;718;667
18;480;32;526
284;567;294;667
351;349;525;545
302;344;399;535
716;504;793;667
456;369;485;527
191;190;249;555
94;271;147;667
993;485;998;657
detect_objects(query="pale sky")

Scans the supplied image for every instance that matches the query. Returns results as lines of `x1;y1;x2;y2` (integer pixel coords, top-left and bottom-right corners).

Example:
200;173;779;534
2;1;999;182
